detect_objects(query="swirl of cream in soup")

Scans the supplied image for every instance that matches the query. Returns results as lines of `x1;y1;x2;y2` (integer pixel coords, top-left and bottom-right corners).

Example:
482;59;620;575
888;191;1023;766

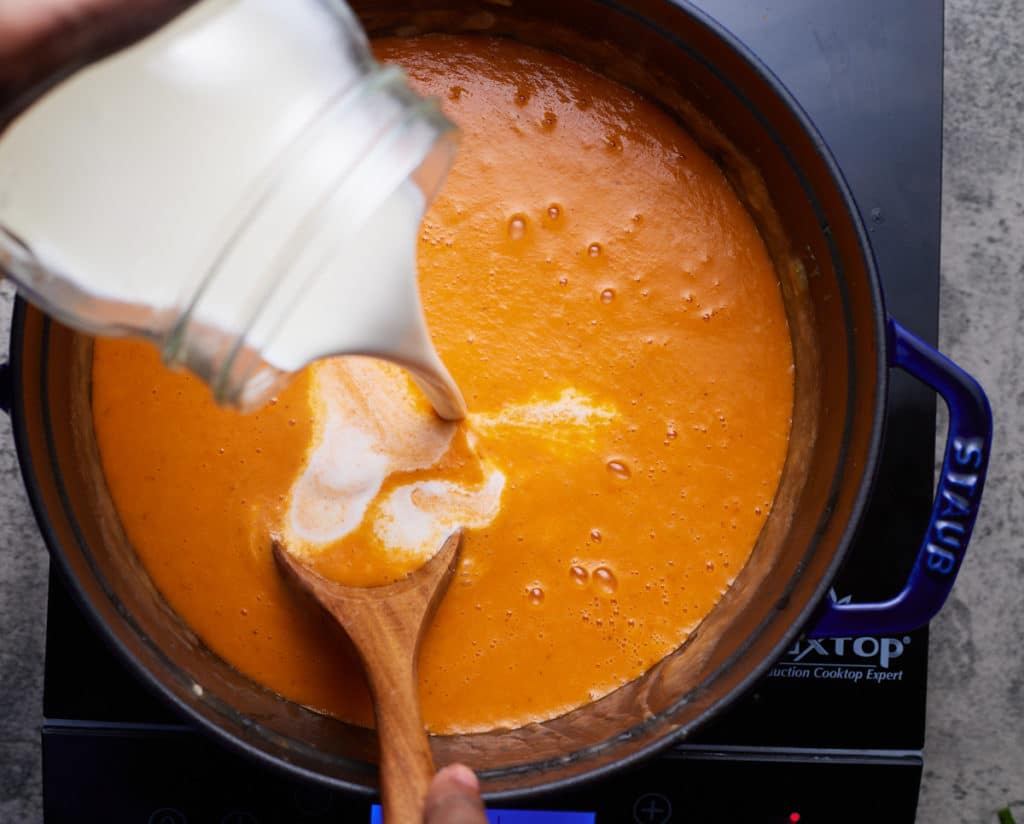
283;358;617;563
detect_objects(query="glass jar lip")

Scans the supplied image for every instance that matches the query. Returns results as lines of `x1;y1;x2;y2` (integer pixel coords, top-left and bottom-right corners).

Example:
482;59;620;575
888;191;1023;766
163;65;458;410
218;96;459;408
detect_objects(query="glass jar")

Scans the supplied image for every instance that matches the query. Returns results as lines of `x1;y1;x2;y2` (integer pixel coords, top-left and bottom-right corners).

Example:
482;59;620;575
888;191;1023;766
0;0;463;415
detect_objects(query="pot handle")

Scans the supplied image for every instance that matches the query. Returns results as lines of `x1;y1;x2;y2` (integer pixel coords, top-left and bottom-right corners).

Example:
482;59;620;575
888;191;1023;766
0;361;9;415
807;318;992;638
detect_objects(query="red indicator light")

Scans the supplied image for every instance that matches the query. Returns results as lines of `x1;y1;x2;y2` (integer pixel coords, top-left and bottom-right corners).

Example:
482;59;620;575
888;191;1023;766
789;815;801;823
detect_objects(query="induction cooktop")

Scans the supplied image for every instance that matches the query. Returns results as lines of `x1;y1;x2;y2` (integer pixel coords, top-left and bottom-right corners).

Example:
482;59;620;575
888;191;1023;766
40;2;943;821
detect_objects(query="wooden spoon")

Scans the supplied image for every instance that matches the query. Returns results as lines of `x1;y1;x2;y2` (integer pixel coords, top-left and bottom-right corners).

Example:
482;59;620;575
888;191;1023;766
271;529;463;823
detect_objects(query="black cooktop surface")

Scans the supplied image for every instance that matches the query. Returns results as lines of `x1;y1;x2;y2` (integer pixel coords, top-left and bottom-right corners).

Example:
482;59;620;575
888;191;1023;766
41;2;943;822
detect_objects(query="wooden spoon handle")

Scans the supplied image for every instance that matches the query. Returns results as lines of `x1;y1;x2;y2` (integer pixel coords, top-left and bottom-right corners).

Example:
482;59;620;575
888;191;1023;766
367;654;435;822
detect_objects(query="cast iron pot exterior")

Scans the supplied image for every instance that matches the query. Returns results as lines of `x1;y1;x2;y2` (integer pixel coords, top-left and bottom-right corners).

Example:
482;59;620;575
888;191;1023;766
1;0;991;802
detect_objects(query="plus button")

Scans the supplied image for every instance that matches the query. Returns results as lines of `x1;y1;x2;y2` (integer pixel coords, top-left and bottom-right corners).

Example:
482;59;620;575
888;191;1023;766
632;792;673;824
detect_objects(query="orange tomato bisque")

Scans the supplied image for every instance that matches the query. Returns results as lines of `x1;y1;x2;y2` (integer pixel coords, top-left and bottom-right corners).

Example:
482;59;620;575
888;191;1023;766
90;35;794;734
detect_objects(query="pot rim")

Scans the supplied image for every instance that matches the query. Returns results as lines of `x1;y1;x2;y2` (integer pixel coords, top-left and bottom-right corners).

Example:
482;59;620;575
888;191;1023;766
7;0;889;801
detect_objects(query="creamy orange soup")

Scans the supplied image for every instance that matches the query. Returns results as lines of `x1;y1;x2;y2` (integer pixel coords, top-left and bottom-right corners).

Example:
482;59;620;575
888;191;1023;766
91;35;794;734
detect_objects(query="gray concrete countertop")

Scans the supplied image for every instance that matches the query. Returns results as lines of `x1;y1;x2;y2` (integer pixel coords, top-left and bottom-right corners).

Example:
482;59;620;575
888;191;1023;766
1;1;1021;821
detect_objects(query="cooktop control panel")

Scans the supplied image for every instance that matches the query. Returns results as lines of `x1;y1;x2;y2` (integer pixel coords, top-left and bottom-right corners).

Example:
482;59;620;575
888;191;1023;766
43;724;920;823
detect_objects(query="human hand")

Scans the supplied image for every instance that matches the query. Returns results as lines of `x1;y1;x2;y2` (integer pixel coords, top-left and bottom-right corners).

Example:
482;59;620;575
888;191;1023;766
0;0;196;113
424;764;488;824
